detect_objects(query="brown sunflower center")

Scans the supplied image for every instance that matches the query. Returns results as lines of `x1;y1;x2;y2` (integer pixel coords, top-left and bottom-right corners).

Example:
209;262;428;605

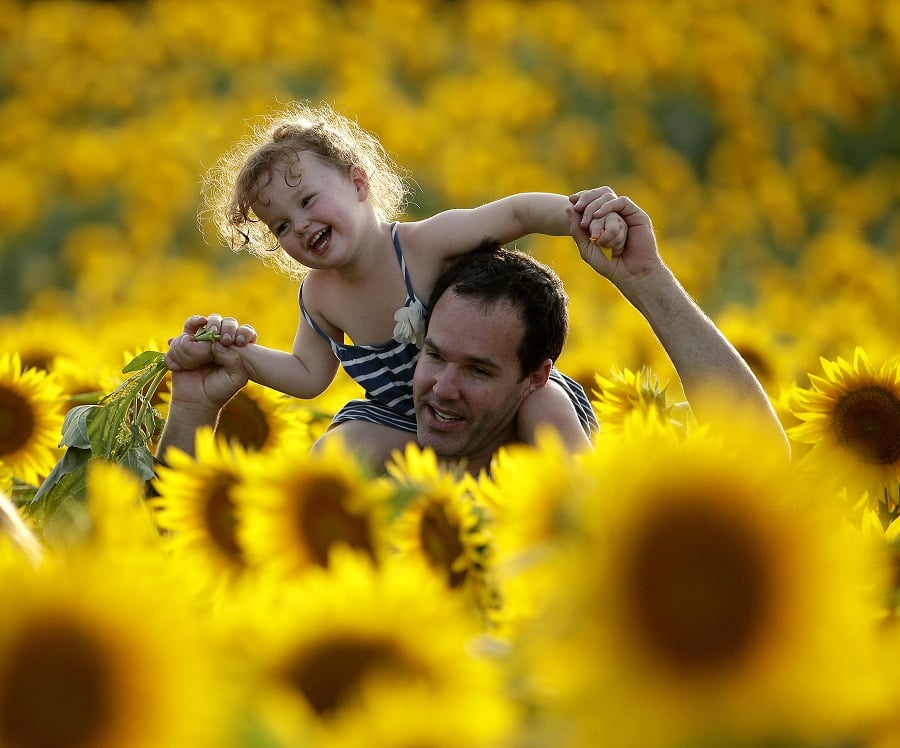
203;475;243;563
216;392;270;450
0;386;35;457
286;637;420;717
299;476;373;566
623;499;771;676
832;385;900;465
0;619;114;748
419;502;466;588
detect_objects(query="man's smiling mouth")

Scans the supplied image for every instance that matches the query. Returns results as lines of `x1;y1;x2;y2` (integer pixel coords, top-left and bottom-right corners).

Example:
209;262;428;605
429;405;462;424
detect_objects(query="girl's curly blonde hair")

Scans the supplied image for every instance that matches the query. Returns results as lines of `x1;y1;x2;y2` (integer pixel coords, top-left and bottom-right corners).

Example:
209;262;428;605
200;101;409;280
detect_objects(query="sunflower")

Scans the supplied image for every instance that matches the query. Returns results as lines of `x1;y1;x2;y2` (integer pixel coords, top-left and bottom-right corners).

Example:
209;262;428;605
236;436;393;578
223;381;312;453
0;353;65;486
518;411;890;747
85;459;161;553
0;552;234;748
386;443;499;622
150;427;257;599
789;347;900;512
472;430;594;639
158;379;312;455
231;547;514;747
592;365;693;437
0;313;87;374
714;305;807;395
49;353;112;413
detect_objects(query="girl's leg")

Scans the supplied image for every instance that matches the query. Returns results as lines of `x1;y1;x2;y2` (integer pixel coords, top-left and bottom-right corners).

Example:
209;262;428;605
517;380;593;453
311;420;418;471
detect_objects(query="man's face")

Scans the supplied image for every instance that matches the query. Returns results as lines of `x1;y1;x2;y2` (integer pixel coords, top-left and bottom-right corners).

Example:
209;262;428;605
413;291;544;471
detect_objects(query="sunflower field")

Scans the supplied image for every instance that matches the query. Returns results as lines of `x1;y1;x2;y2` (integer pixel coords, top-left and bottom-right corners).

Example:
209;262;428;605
2;1;900;746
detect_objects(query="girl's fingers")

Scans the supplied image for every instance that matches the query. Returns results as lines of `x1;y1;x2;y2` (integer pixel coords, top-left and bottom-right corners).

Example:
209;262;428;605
570;186;618;221
234;324;257;346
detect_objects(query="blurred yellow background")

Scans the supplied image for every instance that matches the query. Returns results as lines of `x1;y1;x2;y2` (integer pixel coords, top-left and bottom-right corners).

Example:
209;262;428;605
1;0;898;401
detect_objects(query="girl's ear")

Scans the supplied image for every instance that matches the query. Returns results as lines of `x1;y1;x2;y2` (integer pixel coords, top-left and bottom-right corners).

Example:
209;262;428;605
350;167;370;202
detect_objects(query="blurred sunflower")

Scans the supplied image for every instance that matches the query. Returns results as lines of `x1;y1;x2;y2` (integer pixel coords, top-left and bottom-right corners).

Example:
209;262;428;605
192;380;311;454
714;306;807;394
789;347;900;512
592;365;692;435
84;459;161;553
0;554;233;748
236;437;393;578
0;353;65;486
520;412;890;747
476;429;584;553
150;427;253;596
238;548;514;747
472;431;594;635
387;443;498;621
49;354;111;412
0;313;87;374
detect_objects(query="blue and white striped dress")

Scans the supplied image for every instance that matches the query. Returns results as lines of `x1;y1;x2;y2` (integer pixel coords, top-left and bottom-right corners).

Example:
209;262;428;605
300;223;423;432
302;223;598;437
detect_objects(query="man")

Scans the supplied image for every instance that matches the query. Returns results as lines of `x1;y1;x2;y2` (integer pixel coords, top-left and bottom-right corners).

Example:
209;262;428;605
156;189;787;473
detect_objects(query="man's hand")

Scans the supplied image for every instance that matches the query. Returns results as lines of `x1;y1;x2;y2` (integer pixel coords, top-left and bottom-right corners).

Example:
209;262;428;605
569;189;663;284
168;341;249;414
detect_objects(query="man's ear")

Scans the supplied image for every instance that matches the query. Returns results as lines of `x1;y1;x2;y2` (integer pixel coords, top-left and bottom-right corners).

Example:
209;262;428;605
350;167;369;201
526;359;553;391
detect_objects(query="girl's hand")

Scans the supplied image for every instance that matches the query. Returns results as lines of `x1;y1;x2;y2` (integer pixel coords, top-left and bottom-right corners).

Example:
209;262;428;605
569;187;628;258
164;314;259;372
194;313;259;347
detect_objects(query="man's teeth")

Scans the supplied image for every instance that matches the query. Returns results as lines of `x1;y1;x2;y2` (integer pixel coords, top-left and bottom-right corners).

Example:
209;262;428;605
433;408;458;422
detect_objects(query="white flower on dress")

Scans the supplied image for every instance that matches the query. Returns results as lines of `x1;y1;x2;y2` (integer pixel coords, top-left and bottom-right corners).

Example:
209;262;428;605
393;299;426;347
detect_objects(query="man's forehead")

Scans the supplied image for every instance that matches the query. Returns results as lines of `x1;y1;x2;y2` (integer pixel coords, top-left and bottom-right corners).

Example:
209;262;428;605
428;291;523;362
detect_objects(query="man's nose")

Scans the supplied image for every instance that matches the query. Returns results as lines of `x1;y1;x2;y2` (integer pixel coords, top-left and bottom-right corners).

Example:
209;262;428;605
431;366;460;399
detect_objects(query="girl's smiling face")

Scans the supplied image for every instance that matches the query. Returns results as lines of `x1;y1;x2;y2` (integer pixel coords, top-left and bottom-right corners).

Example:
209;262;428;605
251;151;370;269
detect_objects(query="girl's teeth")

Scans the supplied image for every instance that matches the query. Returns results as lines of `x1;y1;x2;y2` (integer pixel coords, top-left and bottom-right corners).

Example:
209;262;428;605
311;228;328;250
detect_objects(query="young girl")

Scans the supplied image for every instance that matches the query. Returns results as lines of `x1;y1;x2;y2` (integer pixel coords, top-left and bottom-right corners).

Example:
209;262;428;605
170;101;626;467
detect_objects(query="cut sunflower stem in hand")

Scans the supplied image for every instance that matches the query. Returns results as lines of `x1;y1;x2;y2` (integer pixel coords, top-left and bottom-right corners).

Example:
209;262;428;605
194;325;221;342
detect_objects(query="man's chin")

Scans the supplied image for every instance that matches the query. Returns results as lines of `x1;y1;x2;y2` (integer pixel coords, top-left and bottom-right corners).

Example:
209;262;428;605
416;427;463;459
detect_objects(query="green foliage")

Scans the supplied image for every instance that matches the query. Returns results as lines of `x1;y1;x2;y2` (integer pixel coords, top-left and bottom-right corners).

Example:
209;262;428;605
26;351;168;531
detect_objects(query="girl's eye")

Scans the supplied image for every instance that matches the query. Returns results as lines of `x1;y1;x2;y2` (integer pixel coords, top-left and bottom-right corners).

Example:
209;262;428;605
275;222;289;236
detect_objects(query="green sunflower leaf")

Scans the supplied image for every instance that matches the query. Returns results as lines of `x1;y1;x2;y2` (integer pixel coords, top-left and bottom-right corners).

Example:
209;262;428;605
119;444;157;482
123;349;165;373
58;404;97;449
26;446;92;514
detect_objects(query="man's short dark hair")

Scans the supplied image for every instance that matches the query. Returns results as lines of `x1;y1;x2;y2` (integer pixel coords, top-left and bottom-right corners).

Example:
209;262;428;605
426;242;569;379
